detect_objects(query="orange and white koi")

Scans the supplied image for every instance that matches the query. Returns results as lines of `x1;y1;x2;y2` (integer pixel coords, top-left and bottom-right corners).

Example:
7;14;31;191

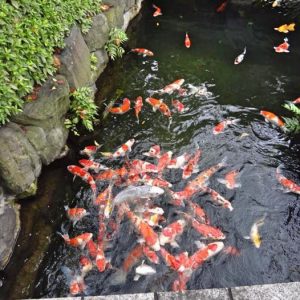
152;4;162;17
64;206;89;226
158;102;172;118
182;149;201;179
159;79;185;95
58;232;93;249
159;219;186;247
103;183;114;219
260;110;285;128
213;119;240;135
185;33;191;48
292;97;300;104
168;153;191;169
67;165;97;195
80;143;102;157
157;151;173;173
131;48;154;57
142;174;172;188
145;97;163;111
274;38;290;53
79;159;109;172
276;166;300;195
217;170;241;189
108;98;131;114
172;272;190;292
204;187;233;211
142;245;160;264
126;210;160;251
112;139;135;158
143;145;161;158
172;99;185;113
80;256;93;276
134;96;143;123
216;1;228;13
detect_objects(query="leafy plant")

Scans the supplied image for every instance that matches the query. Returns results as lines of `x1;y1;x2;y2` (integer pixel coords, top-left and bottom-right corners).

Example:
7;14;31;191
282;102;300;134
65;87;98;135
0;0;102;125
105;28;128;60
90;53;98;71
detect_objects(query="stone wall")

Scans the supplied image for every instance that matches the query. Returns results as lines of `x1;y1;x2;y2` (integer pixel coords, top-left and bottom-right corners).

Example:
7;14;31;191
0;0;143;271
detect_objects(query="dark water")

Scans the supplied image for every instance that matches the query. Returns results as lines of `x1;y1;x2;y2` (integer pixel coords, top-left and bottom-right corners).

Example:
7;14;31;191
2;1;300;299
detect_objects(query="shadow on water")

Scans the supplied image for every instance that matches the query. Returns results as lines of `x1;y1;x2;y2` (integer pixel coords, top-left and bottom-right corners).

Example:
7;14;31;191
1;1;300;299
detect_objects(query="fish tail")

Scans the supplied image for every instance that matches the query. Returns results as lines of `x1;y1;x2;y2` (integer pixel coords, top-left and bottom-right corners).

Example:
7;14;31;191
289;23;295;31
232;118;241;125
243;47;247;54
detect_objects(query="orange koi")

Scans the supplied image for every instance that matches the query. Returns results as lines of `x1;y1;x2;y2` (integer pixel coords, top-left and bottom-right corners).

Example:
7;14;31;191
276;166;300;195
86;239;98;258
260;110;285;127
145;97;163;111
213;119;240;135
112;139;135;158
59;232;93;249
152;4;162;17
185;33;191;48
123;244;144;272
142;245;160;264
108;98;131;114
158;102;172;118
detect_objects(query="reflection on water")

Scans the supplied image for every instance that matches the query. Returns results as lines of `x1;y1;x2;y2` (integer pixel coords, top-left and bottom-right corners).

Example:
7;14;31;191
3;1;300;299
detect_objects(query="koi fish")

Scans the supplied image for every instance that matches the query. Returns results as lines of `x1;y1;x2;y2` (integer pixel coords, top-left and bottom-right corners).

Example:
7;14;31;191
168;153;190;169
94;185;111;206
123;244;144;273
134;96;143;123
142;245;160;264
204;187;233;211
64;206;89;226
272;0;282;8
260;110;285;128
143;211;165;228
292;97;300;104
217;170;241;189
145;97;163;111
160;247;182;271
129;159;159;175
274;38;290;53
159;219;186;247
274;23;296;33
172;272;190;292
157;151;173;173
126;210;160;251
185;33;191;48
223;246;241;256
94;169;119;181
131;48;154;57
134;261;156;281
143;145;161;158
113;185;164;205
172;99;185;113
182;149;201;179
112;139;135;158
58;232;93;249
79;159;109;172
152;4;162;17
80;142;102;157
245;215;266;248
86;239;98;258
276;165;300;195
103;183;114;219
108;98;131;114
216;1;228;13
80;256;93;276
159;79;185;95
213;119;240;135
158;102;172;118
142;174;172;188
187;201;209;224
67;165;97;195
95;247;107;272
69;275;86;295
234;47;246;65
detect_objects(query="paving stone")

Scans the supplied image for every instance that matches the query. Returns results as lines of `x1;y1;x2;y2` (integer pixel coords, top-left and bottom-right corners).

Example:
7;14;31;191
157;289;231;300
85;293;155;300
231;282;300;300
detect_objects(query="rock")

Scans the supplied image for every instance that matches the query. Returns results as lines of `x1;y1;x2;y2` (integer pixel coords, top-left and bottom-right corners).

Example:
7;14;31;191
0;123;42;195
84;14;110;52
157;289;231;300
91;50;109;83
123;0;143;30
124;0;137;12
103;1;125;29
13;75;70;128
59;25;92;89
0;200;20;270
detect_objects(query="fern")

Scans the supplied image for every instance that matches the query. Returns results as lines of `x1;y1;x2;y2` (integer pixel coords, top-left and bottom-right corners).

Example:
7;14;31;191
105;28;128;60
283;102;300;116
282;102;300;134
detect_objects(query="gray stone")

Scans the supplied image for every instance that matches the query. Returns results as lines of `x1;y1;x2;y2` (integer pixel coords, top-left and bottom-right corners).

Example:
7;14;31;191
123;0;143;31
13;75;70;128
85;293;155;300
59;25;92;89
103;1;125;29
0;123;41;194
231;282;300;300
84;14;110;52
91;49;109;82
157;289;231;300
0;201;20;270
124;0;137;12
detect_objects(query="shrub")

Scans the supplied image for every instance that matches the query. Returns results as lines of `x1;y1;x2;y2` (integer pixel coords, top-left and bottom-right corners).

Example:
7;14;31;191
65;87;98;136
105;28;128;60
283;102;300;134
0;0;102;125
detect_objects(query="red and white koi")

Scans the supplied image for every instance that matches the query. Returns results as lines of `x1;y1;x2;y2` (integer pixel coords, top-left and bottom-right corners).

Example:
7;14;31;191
79;159;109;172
159;79;185;95
143;145;161;158
80;256;93;276
80;142;102;158
112;139;135;158
260;110;285;128
58;232;93;249
187;201;210;224
276;166;300;195
69;275;86;295
217;170;241;189
64;206;89;226
142;245;160;264
159;219;186;247
134;96;143;123
145;97;163;112
157;151;173;173
185;33;191;48
131;48;154;57
142;174;172;188
108;98;131;114
152;4;162;17
129;159;159;175
182;149;201;179
216;1;228;13
172;99;185;113
213;119;240;135
204;187;233;211
274;38;290;53
168;153;191;169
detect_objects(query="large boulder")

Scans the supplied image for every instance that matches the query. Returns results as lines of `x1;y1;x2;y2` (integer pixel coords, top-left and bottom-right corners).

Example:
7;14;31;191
103;0;126;29
59;25;92;89
0;123;42;195
0;200;20;270
123;0;143;30
83;14;110;52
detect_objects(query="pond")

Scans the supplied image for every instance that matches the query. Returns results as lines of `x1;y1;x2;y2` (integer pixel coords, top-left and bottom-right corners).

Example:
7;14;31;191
1;0;300;299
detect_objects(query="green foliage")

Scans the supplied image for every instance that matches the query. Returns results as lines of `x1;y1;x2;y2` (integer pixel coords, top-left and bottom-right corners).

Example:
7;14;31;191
0;0;102;125
283;102;300;134
90;53;98;71
65;87;98;135
105;28;128;60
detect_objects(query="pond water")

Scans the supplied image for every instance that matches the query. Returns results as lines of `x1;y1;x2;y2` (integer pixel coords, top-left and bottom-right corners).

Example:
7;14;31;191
2;0;300;299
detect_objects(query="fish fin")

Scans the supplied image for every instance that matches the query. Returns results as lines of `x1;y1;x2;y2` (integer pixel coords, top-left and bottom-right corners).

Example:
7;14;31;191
192;168;199;174
137;238;145;244
94;141;102;148
243;236;251;240
243;47;247;55
133;274;141;281
234;183;242;188
73;175;76;182
152;107;158;112
73;220;78;227
217;178;227;185
170;241;180;248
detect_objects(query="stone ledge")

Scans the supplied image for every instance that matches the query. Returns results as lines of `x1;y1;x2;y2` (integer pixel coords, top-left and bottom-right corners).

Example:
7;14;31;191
26;282;300;300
